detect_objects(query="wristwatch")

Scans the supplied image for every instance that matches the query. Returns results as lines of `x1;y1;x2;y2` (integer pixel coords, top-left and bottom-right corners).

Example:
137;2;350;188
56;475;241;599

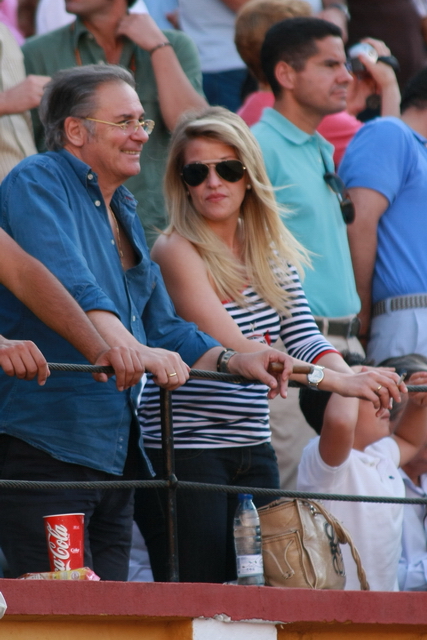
307;365;325;389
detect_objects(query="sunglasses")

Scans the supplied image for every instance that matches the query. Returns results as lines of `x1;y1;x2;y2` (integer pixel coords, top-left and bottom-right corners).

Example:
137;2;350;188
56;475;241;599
181;160;246;187
323;172;355;224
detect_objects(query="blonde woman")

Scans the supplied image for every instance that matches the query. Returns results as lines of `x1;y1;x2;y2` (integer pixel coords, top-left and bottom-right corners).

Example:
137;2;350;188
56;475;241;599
136;107;402;583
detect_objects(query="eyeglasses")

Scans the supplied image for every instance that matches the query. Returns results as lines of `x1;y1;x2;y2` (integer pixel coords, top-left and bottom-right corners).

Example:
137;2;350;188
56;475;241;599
323;172;355;224
84;117;155;135
181;160;246;187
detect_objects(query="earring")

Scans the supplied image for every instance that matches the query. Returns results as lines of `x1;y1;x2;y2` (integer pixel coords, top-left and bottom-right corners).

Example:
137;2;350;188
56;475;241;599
246;184;252;190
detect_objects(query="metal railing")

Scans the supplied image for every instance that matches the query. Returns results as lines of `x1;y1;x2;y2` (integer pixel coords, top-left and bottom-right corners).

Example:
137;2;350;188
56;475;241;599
2;363;427;583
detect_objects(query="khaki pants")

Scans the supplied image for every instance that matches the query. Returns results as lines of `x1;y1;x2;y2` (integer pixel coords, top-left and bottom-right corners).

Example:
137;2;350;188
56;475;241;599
269;334;364;490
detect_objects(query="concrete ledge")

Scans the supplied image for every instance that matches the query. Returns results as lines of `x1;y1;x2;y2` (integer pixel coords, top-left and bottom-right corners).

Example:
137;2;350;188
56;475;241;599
1;579;427;626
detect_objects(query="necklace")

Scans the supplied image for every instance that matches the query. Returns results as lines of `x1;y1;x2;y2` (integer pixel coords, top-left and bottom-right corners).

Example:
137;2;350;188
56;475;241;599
108;205;125;268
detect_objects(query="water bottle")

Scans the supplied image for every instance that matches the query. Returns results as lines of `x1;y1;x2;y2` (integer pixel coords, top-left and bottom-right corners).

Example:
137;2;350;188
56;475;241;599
233;493;264;585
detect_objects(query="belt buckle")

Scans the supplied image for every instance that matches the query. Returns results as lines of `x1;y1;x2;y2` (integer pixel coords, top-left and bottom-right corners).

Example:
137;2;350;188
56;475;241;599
349;316;361;338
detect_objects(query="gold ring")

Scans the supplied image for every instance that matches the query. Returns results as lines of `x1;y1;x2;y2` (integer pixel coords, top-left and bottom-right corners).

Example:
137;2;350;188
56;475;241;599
168;372;177;377
377;385;382;392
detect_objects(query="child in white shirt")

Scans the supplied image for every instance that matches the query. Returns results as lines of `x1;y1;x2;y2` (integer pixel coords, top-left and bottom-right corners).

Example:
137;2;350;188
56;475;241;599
297;354;427;591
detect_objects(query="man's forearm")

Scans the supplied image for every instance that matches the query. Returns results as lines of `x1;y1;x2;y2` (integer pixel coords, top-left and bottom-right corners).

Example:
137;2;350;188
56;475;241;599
150;47;207;131
347;187;388;338
348;230;377;338
116;14;207;131
1;239;110;363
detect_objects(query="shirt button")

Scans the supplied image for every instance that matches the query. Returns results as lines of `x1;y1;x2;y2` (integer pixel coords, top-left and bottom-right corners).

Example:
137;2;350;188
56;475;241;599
119;437;124;442
132;315;136;322
88;173;93;180
111;239;115;245
94;200;101;206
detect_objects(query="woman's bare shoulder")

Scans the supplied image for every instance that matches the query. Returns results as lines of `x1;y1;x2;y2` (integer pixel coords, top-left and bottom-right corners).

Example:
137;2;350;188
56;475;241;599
151;231;205;274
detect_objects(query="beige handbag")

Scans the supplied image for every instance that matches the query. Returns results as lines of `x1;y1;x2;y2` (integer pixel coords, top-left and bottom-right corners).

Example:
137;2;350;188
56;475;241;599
258;498;369;590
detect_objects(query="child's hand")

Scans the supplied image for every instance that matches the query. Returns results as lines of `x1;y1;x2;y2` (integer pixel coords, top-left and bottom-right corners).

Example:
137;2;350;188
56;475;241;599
407;371;427;406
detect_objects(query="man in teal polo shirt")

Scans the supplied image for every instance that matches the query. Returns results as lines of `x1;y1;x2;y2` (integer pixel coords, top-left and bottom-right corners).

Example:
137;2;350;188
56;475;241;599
22;0;207;246
252;17;362;489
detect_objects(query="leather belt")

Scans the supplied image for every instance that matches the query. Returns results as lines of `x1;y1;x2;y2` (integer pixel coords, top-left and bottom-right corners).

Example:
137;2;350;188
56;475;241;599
315;316;360;338
372;294;427;318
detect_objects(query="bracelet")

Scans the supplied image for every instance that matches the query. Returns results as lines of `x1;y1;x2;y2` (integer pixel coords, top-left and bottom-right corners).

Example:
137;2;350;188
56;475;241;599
149;42;172;56
326;3;350;20
217;349;238;373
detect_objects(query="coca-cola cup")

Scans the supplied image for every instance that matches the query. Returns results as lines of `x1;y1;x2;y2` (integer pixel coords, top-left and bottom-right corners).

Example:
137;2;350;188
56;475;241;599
43;513;85;572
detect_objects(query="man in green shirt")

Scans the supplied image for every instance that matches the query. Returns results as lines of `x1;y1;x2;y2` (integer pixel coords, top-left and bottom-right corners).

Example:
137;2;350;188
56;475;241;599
22;0;207;246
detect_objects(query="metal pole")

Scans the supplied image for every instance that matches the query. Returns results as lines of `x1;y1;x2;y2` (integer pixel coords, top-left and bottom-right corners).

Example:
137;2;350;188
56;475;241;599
160;387;179;582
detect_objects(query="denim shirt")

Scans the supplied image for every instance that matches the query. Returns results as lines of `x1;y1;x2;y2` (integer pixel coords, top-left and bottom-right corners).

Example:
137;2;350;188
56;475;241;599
0;150;219;474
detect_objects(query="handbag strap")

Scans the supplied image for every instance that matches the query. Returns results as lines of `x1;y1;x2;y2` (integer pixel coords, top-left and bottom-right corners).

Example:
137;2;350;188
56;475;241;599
305;500;370;590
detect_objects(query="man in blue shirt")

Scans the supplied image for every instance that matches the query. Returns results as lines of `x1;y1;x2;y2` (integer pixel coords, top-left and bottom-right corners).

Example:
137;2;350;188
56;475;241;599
339;67;427;364
0;64;293;579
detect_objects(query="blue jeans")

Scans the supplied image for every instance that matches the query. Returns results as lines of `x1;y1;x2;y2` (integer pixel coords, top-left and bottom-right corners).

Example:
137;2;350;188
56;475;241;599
0;434;137;580
202;68;247;112
135;442;280;583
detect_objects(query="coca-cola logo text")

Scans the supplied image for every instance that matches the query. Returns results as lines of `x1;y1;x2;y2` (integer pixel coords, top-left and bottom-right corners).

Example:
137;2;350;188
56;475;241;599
46;523;71;571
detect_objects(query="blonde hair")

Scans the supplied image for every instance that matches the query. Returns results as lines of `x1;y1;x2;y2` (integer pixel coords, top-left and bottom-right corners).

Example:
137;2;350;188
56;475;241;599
235;0;312;85
163;107;309;315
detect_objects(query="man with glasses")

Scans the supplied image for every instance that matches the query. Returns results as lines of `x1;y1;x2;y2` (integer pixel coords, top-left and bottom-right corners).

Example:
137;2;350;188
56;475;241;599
0;65;293;580
252;17;363;489
22;0;207;246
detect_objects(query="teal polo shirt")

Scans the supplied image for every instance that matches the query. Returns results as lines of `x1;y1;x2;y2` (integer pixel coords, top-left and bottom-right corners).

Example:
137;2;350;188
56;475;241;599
252;108;360;318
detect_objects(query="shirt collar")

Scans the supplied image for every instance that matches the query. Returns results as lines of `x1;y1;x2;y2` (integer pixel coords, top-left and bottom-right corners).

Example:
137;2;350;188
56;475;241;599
260;107;334;154
70;16;136;68
55;148;137;209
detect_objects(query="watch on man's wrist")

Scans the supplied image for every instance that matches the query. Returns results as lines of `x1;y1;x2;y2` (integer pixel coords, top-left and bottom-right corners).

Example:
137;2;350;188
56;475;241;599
307;365;325;389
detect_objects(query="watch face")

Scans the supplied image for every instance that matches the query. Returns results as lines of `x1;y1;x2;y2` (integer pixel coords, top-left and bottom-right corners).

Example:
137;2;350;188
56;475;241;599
308;367;324;385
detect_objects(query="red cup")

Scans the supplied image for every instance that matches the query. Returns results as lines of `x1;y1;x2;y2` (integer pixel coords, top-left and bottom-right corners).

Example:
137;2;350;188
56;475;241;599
43;513;85;572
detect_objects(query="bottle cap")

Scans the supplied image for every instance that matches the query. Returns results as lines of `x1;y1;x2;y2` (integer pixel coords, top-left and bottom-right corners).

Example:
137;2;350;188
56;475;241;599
237;493;253;501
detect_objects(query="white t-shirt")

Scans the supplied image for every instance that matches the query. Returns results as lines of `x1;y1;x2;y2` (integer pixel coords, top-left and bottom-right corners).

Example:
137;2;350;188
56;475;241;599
297;435;405;591
178;0;245;72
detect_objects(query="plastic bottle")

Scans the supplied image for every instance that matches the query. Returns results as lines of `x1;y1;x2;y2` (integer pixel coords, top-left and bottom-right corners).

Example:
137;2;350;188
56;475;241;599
233;493;265;585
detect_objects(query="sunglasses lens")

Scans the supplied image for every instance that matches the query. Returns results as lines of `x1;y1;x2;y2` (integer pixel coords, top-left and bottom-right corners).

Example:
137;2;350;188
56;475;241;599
182;160;245;186
216;160;245;182
182;163;209;186
341;199;355;224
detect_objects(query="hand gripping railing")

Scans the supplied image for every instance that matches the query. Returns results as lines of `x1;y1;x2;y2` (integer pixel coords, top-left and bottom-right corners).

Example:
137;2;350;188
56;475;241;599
16;363;427;582
45;362;310;582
